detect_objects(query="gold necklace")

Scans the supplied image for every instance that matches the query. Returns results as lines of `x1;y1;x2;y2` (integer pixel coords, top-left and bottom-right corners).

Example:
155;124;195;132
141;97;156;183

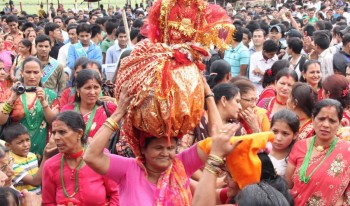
314;141;331;152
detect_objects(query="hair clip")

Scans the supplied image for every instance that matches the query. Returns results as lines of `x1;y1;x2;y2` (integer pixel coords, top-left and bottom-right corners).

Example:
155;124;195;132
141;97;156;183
209;72;218;76
266;69;272;77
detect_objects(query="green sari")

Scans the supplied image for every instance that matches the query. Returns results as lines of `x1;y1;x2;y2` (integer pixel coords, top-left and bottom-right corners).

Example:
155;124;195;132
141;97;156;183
20;88;57;159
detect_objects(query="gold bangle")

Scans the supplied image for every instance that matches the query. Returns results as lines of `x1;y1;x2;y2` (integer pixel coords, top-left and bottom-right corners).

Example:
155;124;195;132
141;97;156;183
1;108;10;115
208;154;225;165
1;102;13;115
103;122;116;132
106;118;119;131
4;102;13;110
206;163;225;177
106;120;118;131
204;165;219;176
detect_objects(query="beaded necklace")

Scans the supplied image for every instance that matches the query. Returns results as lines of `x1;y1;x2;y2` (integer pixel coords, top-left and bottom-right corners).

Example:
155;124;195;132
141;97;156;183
299;136;337;183
275;97;286;105
60;154;84;198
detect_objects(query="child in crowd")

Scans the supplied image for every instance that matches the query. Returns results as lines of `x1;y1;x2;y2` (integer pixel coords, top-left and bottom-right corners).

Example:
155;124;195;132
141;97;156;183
269;109;300;177
3;123;49;194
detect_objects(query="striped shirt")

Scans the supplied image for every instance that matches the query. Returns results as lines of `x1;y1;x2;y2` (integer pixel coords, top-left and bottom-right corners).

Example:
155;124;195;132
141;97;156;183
10;151;41;194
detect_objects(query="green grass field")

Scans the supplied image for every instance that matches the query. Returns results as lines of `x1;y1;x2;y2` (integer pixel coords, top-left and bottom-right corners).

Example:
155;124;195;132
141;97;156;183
0;0;138;15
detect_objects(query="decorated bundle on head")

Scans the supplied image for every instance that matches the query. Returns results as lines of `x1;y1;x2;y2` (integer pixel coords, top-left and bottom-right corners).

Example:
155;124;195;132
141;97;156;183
114;0;235;157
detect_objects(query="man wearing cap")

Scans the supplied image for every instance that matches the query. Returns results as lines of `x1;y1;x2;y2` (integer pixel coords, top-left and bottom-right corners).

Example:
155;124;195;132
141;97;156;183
268;24;287;60
224;27;250;77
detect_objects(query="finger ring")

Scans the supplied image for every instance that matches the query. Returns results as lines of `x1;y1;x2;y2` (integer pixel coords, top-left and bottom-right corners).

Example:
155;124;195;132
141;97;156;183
219;130;227;134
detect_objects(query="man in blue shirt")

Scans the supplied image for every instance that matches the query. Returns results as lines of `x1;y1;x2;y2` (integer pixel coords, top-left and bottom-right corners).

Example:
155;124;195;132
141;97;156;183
224;27;250;77
67;23;102;70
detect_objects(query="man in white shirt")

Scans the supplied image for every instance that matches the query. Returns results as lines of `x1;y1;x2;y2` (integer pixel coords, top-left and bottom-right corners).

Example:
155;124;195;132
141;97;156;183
312;31;334;78
53;16;69;43
57;24;78;68
249;40;279;94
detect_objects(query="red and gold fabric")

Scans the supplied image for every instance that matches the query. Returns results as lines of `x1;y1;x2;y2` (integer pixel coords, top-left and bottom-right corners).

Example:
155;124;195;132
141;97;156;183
114;0;234;157
297;119;314;141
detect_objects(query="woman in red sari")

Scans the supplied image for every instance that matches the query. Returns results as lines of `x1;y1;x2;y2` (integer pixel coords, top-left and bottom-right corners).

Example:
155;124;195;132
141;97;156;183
322;74;350;127
287;82;318;141
59;57;88;110
257;68;298;120
258;60;290;103
61;69;116;143
285;99;350;205
0;60;11;99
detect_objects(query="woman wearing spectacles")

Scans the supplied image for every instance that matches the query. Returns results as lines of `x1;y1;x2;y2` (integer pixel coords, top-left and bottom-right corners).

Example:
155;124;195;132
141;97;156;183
0;144;42;205
231;79;270;134
0;144;14;187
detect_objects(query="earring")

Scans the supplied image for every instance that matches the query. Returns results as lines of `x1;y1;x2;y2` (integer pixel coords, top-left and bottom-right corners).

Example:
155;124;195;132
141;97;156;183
77;92;80;97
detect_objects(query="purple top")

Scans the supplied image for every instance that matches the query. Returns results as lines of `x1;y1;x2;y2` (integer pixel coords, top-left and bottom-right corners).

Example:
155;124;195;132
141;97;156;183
106;145;203;205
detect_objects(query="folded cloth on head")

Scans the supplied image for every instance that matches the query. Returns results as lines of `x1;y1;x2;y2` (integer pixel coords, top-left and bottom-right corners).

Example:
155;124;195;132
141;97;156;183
198;131;274;189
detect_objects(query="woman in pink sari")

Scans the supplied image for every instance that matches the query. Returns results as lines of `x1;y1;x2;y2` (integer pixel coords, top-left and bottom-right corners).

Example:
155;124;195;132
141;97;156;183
285;99;350;205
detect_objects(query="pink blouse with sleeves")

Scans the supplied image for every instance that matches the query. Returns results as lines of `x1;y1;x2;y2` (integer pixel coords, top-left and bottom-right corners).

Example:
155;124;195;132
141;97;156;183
105;145;204;206
42;153;119;206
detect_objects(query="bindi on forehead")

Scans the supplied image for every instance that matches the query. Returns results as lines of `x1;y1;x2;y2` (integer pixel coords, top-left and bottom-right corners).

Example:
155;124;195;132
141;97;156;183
53;120;60;128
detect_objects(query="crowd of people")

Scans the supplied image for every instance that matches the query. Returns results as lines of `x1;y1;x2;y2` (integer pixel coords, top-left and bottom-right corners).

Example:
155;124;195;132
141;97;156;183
0;0;349;205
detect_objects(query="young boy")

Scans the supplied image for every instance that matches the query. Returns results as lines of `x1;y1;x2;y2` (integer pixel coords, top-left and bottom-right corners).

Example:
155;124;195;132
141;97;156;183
3;123;48;194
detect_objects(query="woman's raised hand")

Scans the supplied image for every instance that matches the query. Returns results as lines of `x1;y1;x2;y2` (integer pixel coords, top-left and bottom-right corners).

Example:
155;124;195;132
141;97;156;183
112;84;134;119
36;87;46;103
210;123;242;158
239;108;260;133
8;81;22;103
43;134;58;159
201;76;212;96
